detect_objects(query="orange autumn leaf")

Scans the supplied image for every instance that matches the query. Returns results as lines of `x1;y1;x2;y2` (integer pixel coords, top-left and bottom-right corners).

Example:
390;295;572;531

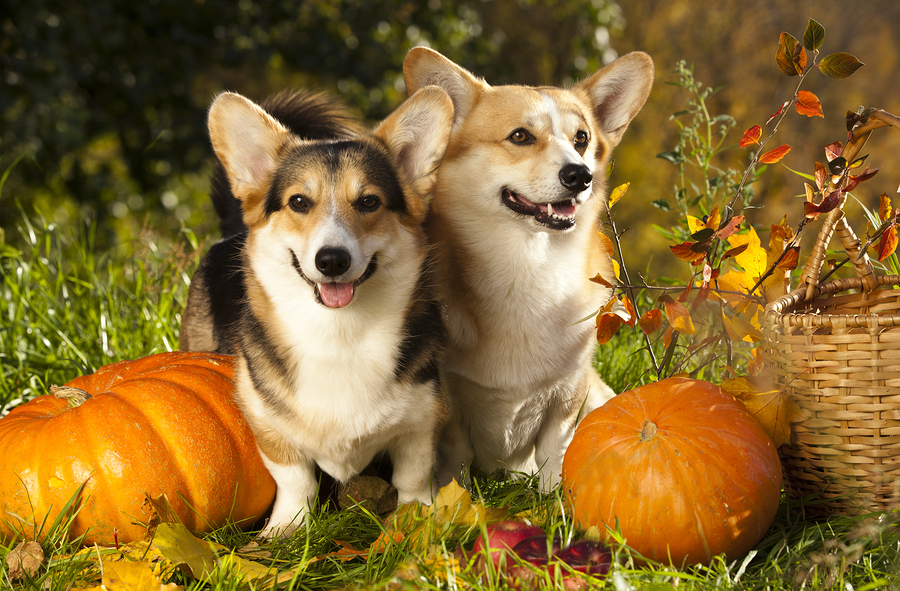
596;313;623;345
721;377;805;447
795;90;824;117
739;125;762;147
639;308;663;335
663;299;695;335
589;273;614;288
621;295;637;328
759;144;792;164
670;241;706;264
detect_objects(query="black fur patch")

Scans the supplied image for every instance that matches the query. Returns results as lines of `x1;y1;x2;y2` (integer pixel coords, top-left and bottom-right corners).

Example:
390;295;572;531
193;233;247;354
263;141;408;219
240;308;296;418
211;91;363;237
394;260;446;387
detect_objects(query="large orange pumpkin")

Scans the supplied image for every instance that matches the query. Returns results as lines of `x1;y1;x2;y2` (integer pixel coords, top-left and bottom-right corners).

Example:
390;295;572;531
562;377;781;565
0;352;275;545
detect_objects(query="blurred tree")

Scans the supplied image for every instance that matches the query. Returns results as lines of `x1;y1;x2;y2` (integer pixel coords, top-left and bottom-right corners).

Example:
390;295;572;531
604;0;900;279
0;0;621;245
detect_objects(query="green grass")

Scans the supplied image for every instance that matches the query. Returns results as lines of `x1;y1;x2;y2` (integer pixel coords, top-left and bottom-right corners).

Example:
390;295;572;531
1;213;898;590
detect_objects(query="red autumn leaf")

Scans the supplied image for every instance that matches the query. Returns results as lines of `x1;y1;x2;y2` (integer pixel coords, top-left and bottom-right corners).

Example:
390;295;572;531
759;144;792;164
739;125;762;148
804;189;843;219
596;313;623;345
876;227;899;261
677;281;693;303
767;101;789;124
844;166;881;192
824;141;843;162
638;308;663;335
670;241;706;263
814;162;827;190
776;31;807;76
796;90;824;118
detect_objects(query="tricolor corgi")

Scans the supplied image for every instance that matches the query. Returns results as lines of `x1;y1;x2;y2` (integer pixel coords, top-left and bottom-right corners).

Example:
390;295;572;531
179;87;454;537
403;48;654;489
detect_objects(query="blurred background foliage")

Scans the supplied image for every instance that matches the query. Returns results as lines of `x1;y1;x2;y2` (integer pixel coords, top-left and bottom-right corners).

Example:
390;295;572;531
1;0;899;278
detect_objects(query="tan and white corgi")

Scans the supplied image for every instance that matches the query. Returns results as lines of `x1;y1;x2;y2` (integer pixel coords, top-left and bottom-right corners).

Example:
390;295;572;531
403;48;654;489
179;87;454;537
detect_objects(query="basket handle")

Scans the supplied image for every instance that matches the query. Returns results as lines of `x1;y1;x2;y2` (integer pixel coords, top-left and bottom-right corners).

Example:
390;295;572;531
796;128;880;302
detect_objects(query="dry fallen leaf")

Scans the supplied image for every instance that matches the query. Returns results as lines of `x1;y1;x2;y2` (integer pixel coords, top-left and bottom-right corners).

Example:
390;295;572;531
6;540;44;580
338;475;398;514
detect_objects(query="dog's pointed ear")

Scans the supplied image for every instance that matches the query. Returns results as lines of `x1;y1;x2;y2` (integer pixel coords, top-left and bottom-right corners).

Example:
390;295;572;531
207;92;290;200
403;47;483;127
373;86;454;199
576;52;654;147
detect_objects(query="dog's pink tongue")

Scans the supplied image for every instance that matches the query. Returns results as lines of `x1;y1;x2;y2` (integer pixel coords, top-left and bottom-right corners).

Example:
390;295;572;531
319;282;354;308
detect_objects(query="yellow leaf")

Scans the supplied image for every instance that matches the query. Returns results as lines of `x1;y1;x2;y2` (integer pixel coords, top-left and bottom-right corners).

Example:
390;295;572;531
103;561;182;591
722;377;805;447
729;226;767;280
879;193;893;222
608;182;629;208
686;215;706;234
433;478;509;527
151;522;299;588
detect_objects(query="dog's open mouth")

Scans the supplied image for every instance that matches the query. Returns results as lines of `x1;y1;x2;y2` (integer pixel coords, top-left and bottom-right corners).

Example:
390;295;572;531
291;252;378;309
501;188;577;231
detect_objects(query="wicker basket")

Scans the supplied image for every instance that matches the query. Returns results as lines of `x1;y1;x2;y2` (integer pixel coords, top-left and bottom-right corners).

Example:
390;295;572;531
763;206;900;515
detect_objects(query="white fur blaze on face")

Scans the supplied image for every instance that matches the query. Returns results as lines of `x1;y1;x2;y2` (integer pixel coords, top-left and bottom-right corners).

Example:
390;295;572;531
299;211;370;309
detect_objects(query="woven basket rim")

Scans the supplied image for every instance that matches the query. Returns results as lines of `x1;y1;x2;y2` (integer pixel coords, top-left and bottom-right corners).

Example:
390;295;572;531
764;274;900;330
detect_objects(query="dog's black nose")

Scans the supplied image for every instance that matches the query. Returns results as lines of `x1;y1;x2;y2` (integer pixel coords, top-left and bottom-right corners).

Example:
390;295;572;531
315;247;351;277
559;163;593;193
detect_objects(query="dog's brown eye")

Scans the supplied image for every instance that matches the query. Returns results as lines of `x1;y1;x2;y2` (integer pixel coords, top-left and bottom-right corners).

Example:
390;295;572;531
356;195;381;213
289;194;311;214
508;129;533;144
574;130;589;147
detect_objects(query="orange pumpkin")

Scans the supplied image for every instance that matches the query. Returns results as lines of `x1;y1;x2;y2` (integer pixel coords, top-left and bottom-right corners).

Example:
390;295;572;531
562;377;781;565
0;352;275;545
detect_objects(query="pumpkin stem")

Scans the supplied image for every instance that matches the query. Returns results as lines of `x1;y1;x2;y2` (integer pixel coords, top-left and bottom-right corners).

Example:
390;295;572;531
50;385;92;408
639;419;658;441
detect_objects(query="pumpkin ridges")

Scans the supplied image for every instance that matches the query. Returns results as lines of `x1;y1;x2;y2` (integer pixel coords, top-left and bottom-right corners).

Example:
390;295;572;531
562;377;782;566
120;365;257;519
0;352;275;546
105;373;239;533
